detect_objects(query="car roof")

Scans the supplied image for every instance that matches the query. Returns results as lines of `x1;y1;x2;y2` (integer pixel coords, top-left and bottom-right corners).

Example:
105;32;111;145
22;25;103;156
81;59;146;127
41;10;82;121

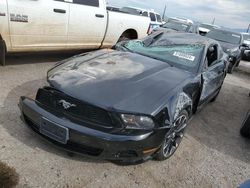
152;32;217;46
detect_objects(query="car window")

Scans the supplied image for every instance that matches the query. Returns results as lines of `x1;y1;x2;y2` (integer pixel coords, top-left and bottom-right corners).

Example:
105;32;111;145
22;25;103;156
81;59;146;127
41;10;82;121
142;11;148;17
156;14;162;22
206;45;218;67
150;13;156;22
73;0;99;7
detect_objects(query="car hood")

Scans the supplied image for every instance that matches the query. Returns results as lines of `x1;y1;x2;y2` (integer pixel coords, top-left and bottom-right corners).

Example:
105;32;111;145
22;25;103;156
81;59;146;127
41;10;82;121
48;50;192;115
218;41;239;53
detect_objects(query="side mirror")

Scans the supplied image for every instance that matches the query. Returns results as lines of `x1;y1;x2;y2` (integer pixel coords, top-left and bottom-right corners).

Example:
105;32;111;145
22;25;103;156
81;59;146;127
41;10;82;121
241;43;249;48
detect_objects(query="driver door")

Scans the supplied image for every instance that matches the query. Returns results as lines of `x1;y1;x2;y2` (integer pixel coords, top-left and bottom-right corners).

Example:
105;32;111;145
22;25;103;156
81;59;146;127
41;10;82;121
199;44;225;104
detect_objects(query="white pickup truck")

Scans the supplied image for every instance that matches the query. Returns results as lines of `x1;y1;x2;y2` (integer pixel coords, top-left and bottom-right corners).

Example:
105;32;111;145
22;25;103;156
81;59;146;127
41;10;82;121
0;0;150;65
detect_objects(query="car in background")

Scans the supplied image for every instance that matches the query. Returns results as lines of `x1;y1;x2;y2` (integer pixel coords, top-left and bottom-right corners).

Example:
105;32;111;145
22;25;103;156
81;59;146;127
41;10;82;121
20;32;227;164
152;19;199;34
206;29;245;73
240;109;250;138
120;7;162;33
199;23;221;36
242;33;250;61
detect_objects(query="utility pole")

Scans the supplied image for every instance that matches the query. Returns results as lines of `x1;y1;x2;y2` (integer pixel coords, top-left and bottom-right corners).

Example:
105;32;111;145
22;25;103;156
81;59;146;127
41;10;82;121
247;24;250;33
162;4;167;21
212;18;215;25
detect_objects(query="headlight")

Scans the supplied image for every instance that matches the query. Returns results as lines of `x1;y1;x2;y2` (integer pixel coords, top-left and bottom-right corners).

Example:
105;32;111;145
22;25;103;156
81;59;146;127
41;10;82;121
120;114;155;129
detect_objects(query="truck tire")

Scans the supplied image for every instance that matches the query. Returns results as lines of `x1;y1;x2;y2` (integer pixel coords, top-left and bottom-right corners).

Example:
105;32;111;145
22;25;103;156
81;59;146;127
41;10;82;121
0;40;6;66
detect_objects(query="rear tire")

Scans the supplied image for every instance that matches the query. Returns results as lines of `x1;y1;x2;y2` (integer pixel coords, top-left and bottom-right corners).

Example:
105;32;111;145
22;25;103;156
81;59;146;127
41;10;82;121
227;62;235;74
0;40;6;66
210;86;222;103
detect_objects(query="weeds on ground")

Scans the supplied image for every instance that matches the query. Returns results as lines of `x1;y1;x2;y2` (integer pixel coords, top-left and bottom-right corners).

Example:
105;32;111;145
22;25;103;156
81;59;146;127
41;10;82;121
0;161;19;188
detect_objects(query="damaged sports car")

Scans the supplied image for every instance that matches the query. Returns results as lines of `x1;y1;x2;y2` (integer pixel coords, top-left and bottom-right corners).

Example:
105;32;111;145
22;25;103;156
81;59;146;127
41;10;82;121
19;32;227;163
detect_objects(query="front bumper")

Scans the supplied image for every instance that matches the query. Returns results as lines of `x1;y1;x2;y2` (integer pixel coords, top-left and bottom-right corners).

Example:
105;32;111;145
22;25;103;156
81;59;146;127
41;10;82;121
19;97;167;162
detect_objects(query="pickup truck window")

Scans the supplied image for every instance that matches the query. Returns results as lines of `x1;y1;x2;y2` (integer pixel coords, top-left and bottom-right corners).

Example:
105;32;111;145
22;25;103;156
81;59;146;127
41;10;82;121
73;0;99;7
150;13;156;22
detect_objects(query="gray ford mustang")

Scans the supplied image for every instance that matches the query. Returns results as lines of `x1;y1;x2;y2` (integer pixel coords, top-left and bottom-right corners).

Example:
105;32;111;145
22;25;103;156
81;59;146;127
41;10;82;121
19;32;228;164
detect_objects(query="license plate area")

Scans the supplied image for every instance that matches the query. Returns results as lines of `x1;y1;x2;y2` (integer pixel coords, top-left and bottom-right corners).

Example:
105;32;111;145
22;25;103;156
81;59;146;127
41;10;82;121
40;117;69;144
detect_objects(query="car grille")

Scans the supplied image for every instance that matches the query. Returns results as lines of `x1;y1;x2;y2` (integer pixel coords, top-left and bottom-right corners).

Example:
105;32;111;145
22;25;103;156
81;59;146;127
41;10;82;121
36;87;113;127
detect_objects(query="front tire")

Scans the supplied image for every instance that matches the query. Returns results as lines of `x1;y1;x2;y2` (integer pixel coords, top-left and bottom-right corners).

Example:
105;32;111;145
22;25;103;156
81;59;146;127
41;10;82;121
155;110;189;161
0;40;6;66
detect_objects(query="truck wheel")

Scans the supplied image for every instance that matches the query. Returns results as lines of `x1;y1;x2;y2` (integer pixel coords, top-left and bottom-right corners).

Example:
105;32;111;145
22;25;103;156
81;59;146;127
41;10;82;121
0;40;6;66
117;35;130;43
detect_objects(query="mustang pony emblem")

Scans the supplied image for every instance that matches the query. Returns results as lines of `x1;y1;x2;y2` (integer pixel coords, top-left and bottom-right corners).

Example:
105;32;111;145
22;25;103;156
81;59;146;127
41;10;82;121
59;100;76;109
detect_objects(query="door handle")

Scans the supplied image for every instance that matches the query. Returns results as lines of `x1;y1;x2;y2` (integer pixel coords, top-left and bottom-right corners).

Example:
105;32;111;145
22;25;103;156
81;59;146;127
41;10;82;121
54;9;66;14
95;14;104;18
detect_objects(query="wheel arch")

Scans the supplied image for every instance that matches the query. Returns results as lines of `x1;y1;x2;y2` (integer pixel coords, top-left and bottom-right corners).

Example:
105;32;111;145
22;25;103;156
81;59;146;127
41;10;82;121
118;29;138;42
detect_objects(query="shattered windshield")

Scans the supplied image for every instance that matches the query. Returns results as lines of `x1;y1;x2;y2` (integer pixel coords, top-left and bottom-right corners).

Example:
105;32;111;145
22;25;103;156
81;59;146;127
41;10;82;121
162;21;190;32
119;39;204;72
206;30;241;44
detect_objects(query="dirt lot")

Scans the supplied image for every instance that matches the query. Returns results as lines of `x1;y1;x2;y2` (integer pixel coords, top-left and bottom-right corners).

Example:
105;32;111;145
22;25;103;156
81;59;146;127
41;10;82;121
0;53;250;188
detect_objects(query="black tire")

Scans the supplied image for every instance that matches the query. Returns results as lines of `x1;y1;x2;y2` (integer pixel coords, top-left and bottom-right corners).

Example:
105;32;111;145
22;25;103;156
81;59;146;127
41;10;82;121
210;87;222;103
227;62;235;74
154;110;189;161
117;35;130;43
235;59;241;67
0;40;6;66
240;111;250;138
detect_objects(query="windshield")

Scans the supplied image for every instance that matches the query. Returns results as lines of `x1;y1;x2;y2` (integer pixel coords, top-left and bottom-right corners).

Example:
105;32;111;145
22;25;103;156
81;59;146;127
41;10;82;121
206;30;242;44
118;40;204;72
162;21;190;32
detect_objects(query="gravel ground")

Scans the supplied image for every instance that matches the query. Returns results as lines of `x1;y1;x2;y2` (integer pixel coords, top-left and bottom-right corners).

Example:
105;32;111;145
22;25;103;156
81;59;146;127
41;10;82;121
0;53;250;188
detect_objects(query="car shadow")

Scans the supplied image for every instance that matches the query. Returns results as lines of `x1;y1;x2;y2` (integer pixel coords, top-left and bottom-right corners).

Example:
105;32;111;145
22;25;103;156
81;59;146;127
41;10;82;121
5;50;89;66
0;78;107;164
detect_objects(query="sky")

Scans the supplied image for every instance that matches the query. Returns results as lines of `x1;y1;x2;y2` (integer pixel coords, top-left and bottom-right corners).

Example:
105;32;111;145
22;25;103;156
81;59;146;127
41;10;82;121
107;0;250;30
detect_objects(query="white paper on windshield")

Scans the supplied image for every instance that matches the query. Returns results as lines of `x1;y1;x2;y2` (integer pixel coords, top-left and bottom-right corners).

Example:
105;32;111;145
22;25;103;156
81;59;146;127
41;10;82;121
173;51;195;61
232;34;240;38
